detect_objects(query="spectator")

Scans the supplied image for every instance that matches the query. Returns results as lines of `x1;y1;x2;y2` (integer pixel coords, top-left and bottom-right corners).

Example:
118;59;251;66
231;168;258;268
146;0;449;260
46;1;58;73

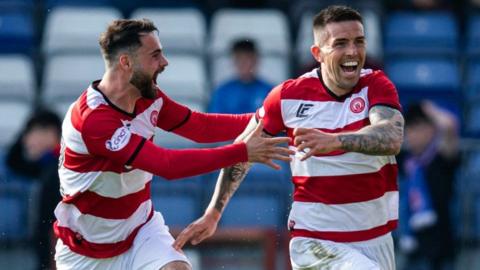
209;39;273;114
398;101;460;270
5;109;62;270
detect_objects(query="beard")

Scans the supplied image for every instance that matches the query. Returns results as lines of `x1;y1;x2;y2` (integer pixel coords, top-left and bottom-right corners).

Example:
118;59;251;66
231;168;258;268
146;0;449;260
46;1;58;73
130;69;158;99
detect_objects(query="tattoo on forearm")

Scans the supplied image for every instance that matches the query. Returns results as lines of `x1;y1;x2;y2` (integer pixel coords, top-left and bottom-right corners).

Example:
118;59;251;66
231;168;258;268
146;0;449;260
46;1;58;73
212;162;250;213
338;106;404;155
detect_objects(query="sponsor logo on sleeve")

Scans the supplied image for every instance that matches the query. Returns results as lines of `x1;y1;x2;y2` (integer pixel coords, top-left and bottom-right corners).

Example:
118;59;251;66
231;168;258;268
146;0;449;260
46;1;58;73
105;122;131;151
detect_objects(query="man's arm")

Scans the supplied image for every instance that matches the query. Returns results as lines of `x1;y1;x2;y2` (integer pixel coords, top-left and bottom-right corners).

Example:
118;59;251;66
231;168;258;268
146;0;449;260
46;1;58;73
172;118;281;249
293;105;404;160
338;105;404;155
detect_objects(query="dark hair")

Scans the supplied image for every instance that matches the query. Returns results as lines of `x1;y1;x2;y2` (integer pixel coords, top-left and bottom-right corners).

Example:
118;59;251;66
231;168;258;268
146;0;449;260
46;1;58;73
313;5;363;29
231;39;257;54
99;19;158;64
24;109;62;136
404;103;433;127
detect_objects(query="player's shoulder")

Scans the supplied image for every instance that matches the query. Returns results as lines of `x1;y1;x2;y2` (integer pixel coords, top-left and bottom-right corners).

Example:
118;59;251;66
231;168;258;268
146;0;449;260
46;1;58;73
274;69;321;99
359;68;390;83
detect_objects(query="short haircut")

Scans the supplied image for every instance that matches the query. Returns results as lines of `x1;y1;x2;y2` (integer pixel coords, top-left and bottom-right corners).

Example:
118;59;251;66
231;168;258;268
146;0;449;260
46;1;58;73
99;19;158;65
404;103;434;127
24;109;62;136
231;39;257;54
312;5;363;44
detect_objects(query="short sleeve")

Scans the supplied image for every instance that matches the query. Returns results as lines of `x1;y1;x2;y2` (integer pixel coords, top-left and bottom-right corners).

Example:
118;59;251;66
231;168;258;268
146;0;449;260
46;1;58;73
367;71;402;111
255;83;286;135
155;90;191;131
82;111;145;165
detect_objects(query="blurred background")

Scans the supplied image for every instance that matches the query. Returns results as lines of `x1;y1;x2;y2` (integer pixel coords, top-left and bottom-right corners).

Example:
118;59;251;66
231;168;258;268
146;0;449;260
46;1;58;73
0;0;479;269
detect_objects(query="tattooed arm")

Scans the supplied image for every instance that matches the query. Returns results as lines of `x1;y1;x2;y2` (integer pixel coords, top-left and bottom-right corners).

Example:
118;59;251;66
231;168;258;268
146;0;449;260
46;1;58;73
173;118;292;249
294;105;404;160
338;105;404;155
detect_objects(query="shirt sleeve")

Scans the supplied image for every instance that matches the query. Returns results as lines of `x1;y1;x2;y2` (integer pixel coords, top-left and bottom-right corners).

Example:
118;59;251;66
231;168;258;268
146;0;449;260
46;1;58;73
81;111;144;165
155;90;191;131
255;83;286;135
367;71;402;111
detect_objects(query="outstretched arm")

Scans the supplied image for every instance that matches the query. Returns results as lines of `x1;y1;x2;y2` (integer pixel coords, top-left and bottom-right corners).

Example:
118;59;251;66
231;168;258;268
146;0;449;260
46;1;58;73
294;105;404;160
172;118;288;249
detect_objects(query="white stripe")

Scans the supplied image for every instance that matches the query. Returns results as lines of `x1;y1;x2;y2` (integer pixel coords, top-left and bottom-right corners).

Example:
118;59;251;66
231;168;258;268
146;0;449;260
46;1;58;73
291;148;397;177
62;106;89;155
289;191;398;232
59;166;101;195
281;88;369;129
86;87;108;109
129;97;163;139
55;200;152;244
89;170;153;198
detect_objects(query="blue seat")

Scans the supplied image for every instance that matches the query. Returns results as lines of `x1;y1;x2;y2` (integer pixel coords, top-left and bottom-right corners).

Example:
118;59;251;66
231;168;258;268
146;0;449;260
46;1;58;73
385;57;461;117
467;15;480;57
45;0;113;9
0;10;34;54
466;62;480;99
385;11;459;57
221;194;285;228
0;0;34;10
151;193;199;228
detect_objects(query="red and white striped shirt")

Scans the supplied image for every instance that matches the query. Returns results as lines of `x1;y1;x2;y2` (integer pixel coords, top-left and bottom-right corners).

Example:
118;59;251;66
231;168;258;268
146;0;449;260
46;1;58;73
257;68;401;242
54;81;251;258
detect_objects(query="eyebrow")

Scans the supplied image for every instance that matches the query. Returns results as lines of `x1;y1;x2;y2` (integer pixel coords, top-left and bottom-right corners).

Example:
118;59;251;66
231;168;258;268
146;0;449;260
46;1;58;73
149;49;162;56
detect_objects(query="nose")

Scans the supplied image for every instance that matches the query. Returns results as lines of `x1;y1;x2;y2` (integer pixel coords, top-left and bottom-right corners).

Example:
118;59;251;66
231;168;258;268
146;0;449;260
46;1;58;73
346;42;358;57
160;55;168;68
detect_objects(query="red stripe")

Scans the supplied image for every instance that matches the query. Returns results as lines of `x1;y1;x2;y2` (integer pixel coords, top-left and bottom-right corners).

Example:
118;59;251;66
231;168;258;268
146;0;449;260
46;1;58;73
290;220;398;242
62;182;151;219
64;147;125;173
292;164;398;204
53;208;154;258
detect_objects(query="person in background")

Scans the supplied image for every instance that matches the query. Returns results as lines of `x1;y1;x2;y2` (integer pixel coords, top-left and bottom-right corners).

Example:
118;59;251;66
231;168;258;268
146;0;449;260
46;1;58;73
5;109;62;270
208;39;273;114
398;101;460;270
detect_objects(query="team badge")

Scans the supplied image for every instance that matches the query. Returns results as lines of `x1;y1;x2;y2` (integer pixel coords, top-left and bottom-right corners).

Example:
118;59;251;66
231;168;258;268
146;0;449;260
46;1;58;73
288;219;296;231
349;97;365;113
150;110;159;126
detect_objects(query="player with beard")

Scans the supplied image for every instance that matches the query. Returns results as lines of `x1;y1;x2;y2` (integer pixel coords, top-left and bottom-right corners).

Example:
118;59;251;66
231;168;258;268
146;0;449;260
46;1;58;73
53;19;293;270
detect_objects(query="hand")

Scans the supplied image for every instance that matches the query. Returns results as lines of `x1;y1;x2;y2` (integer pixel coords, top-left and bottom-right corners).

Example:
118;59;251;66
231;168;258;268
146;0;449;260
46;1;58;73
293;128;340;161
242;120;294;169
173;208;221;251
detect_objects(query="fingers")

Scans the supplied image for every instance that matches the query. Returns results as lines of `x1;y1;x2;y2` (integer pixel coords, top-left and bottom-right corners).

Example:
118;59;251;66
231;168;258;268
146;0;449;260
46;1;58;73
263;159;281;170
173;227;195;250
293;127;308;136
300;150;314;161
252;119;264;136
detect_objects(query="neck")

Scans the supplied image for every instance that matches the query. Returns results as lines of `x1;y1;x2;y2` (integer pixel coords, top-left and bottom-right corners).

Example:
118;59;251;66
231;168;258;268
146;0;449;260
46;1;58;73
98;69;140;114
320;66;352;97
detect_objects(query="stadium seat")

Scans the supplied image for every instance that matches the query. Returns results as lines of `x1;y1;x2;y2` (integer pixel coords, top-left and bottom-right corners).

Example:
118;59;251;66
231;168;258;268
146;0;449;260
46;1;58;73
42;54;105;115
45;0;113;9
150;183;201;228
130;8;206;55
211;54;288;88
156;55;208;105
466;100;480;135
467;14;480;57
221;194;285;228
0;55;36;103
0;10;34;54
42;6;122;55
0;0;34;11
384;11;459;57
385;57;461;116
209;9;290;57
0;101;30;147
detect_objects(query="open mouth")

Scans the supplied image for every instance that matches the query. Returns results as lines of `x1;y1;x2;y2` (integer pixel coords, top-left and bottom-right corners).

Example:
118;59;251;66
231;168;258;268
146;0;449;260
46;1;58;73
340;61;358;74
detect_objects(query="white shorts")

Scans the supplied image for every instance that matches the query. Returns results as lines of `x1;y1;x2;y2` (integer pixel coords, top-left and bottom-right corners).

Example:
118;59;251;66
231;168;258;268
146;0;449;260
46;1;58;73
290;233;395;270
55;212;190;270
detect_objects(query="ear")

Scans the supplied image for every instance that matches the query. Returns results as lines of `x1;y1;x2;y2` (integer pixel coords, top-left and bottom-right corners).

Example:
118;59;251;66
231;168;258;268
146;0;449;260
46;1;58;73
310;45;323;63
118;54;132;71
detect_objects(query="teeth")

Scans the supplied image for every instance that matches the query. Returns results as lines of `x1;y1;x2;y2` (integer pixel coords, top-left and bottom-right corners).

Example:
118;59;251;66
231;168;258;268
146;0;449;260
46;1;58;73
342;61;358;67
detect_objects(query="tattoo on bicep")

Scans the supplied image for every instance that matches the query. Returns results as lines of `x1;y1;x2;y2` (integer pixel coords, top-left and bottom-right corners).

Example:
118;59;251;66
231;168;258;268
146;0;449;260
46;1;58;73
338;106;404;155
